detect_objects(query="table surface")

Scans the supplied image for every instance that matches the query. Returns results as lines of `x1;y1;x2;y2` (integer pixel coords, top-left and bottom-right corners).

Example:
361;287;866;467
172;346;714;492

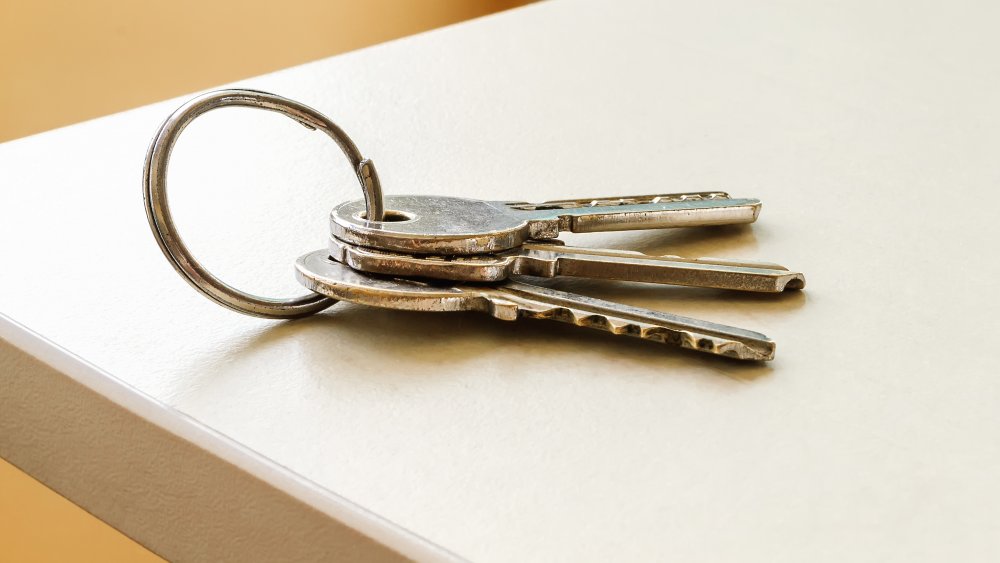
2;0;999;560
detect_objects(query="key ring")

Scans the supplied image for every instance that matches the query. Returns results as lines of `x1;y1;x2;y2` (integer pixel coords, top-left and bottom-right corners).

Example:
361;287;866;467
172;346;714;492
143;89;384;318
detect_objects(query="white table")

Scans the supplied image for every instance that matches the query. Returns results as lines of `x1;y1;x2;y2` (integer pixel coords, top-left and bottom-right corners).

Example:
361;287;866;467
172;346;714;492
3;1;999;560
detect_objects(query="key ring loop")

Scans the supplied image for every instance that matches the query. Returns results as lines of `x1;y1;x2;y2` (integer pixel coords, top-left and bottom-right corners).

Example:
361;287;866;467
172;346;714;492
143;89;385;318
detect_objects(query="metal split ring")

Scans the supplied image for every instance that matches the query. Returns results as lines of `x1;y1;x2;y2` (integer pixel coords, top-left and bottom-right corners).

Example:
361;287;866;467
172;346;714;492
143;89;384;318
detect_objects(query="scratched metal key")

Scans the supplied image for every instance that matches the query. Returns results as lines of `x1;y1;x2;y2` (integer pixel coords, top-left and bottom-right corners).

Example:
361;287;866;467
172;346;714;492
328;236;807;292
295;250;776;361
330;192;761;255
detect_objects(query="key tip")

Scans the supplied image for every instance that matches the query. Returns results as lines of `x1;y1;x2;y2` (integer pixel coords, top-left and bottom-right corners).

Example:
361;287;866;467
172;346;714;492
780;274;807;291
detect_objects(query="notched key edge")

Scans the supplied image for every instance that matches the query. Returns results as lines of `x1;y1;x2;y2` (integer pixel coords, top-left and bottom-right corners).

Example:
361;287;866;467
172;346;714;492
487;284;777;361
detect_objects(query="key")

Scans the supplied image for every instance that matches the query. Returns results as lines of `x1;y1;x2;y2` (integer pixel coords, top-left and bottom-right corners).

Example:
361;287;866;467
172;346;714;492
330;192;761;255
295;250;777;361
328;236;807;292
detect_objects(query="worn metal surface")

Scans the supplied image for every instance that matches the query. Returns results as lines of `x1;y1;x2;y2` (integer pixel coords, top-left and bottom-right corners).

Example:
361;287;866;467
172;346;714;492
331;192;761;255
328;236;806;292
295;251;776;361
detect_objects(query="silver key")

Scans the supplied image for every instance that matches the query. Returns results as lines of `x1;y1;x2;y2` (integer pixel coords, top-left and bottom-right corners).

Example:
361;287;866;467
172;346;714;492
328;236;806;293
295;250;777;361
331;192;761;255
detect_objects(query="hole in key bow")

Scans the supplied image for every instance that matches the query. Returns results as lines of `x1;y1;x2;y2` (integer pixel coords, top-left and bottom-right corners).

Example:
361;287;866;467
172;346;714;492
357;209;415;222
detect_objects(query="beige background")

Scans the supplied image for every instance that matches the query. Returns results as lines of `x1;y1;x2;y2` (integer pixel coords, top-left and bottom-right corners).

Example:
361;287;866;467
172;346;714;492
0;0;530;142
2;0;1000;561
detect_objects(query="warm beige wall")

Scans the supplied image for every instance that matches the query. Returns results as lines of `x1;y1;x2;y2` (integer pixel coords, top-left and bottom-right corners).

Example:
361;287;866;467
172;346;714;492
0;0;532;142
0;457;164;563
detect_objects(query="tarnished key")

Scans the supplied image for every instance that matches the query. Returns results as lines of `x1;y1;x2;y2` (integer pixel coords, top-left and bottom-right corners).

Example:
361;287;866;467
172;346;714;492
295;250;777;361
328;236;806;292
331;192;761;255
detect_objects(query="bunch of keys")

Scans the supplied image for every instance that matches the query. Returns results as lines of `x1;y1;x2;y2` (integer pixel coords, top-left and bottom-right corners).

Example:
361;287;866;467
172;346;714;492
144;90;805;361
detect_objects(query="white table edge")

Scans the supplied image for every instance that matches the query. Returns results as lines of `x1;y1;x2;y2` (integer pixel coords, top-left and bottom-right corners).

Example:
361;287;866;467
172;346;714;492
0;312;460;562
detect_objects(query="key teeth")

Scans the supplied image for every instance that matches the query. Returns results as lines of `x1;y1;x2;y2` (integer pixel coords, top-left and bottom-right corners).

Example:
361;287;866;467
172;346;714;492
580;314;611;331
536;310;706;354
530;307;639;336
617;320;643;336
643;326;685;346
642;327;773;361
503;300;775;361
550;307;576;323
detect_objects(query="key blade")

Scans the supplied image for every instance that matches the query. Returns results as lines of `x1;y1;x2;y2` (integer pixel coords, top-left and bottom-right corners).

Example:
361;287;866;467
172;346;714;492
516;243;806;292
481;281;776;361
296;250;776;361
332;193;764;255
507;192;762;235
329;236;806;291
504;192;735;210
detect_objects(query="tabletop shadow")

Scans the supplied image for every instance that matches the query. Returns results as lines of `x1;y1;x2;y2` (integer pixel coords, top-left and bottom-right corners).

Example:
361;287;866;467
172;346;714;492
215;302;776;384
